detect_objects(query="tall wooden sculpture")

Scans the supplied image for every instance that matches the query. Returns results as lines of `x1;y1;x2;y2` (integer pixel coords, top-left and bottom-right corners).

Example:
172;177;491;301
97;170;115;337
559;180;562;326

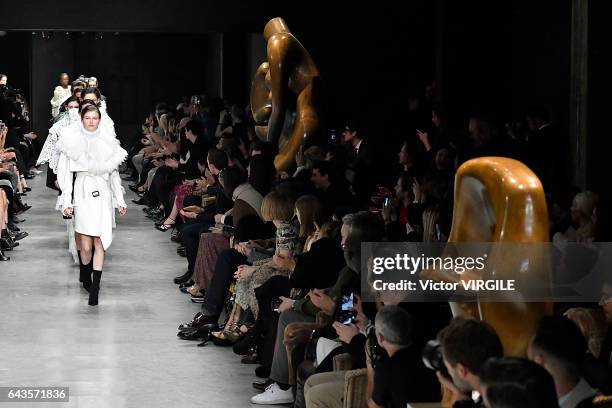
425;157;553;356
250;17;323;171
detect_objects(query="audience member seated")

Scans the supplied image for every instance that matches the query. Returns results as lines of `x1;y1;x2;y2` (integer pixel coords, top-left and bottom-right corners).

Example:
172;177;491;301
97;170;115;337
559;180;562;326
250;212;384;405
528;316;598;408
480;357;560;408
584;285;612;395
310;160;352;219
365;306;441;408
436;317;504;407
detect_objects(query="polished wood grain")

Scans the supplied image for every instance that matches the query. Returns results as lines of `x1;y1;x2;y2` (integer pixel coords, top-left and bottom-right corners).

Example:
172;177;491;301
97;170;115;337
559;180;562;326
250;17;323;171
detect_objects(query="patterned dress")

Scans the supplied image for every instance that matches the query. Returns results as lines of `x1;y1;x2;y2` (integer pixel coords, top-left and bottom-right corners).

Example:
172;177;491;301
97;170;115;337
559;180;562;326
235;221;298;318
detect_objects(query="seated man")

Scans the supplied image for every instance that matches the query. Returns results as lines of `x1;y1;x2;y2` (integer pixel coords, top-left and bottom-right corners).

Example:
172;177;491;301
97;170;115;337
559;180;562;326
250;212;384;405
480;357;560;408
366;306;440;408
436;317;504;407
528;316;598;408
173;148;231;285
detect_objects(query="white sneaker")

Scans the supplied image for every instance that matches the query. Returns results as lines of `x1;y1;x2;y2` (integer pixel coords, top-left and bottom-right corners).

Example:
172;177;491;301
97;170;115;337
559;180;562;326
250;382;293;405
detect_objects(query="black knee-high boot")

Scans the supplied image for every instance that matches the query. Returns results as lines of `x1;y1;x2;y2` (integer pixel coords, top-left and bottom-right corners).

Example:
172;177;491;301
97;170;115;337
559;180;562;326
77;250;84;283
89;270;102;306
79;248;94;291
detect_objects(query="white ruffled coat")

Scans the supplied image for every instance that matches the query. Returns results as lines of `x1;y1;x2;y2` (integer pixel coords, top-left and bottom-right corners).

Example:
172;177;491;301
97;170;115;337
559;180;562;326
56;120;127;250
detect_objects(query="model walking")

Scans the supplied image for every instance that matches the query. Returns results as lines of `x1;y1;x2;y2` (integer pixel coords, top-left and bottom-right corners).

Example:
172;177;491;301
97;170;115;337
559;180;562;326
56;104;127;305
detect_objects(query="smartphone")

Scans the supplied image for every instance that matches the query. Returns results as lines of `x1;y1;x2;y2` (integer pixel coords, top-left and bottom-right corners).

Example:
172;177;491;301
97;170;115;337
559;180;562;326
383;197;390;208
329;129;337;141
336;291;356;325
435;223;441;241
272;298;282;313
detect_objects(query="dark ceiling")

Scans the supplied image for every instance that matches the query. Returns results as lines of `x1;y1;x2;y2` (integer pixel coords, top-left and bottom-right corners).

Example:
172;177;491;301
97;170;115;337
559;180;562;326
0;0;307;33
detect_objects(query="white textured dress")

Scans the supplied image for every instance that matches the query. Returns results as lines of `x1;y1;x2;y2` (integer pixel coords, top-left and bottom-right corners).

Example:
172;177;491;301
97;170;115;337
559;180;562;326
37;109;81;173
50;85;72;118
56;121;127;250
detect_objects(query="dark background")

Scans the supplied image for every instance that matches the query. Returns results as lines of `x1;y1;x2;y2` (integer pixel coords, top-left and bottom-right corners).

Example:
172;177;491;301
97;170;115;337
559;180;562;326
0;0;609;197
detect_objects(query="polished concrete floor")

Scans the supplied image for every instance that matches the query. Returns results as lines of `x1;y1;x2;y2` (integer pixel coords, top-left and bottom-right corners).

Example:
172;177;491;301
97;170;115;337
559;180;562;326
0;170;269;408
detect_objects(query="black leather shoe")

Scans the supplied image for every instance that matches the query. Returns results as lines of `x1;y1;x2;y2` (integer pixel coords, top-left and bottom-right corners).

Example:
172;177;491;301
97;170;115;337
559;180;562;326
0;248;9;261
177;327;210;341
1;238;17;250
12;231;28;241
173;270;192;285
131;198;150;205
252;379;273;391
178;313;219;331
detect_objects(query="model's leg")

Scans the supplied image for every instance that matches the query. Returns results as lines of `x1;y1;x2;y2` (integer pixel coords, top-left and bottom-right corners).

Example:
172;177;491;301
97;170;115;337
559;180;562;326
79;235;94;291
92;237;105;271
88;237;105;306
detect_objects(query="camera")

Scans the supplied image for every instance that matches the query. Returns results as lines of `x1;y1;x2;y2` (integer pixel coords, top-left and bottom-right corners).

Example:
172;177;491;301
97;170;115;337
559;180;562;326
366;326;385;368
329;129;337;142
422;339;450;379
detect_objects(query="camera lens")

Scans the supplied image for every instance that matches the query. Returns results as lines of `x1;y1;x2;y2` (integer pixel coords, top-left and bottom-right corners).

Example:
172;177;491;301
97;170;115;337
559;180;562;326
422;340;446;371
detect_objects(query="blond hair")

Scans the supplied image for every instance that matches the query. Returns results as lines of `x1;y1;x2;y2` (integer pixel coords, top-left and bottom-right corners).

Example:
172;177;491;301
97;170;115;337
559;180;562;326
260;191;295;222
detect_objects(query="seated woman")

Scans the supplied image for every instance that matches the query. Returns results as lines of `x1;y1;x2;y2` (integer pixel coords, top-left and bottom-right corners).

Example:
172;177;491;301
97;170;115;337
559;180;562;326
0;189;9;261
149;119;208;226
212;190;297;342
241;218;346;373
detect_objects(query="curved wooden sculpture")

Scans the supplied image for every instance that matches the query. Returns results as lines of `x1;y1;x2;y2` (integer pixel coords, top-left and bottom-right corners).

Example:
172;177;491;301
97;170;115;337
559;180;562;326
250;17;323;171
424;157;553;356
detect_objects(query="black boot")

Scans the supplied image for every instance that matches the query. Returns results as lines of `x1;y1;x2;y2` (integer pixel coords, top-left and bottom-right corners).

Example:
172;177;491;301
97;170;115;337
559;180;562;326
0;247;8;261
82;262;92;292
77;251;84;283
89;270;102;306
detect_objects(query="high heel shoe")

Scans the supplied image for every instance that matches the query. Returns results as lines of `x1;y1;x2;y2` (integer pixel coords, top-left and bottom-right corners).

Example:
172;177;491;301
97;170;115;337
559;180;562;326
0;248;9;261
155;218;175;231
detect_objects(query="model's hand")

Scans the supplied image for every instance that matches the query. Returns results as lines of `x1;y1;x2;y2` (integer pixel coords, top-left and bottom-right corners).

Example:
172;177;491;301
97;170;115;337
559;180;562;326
119;207;127;216
63;207;73;217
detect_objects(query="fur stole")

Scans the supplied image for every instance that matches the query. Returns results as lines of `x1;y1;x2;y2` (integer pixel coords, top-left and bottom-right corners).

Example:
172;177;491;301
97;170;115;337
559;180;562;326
57;121;127;175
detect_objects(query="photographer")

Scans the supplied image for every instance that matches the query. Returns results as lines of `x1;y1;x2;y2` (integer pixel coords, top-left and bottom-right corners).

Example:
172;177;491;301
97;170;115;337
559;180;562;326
366;306;440;408
435;317;504;407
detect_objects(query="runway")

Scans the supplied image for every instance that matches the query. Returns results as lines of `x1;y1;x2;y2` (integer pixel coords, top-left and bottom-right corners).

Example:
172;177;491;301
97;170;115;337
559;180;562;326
0;169;263;407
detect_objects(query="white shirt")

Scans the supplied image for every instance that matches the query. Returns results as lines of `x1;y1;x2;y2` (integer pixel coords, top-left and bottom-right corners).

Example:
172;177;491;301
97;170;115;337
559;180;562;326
558;378;598;408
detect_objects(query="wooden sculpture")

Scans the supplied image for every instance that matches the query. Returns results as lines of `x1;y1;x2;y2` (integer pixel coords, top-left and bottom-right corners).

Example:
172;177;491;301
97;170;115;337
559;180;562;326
250;17;323;171
424;157;553;357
